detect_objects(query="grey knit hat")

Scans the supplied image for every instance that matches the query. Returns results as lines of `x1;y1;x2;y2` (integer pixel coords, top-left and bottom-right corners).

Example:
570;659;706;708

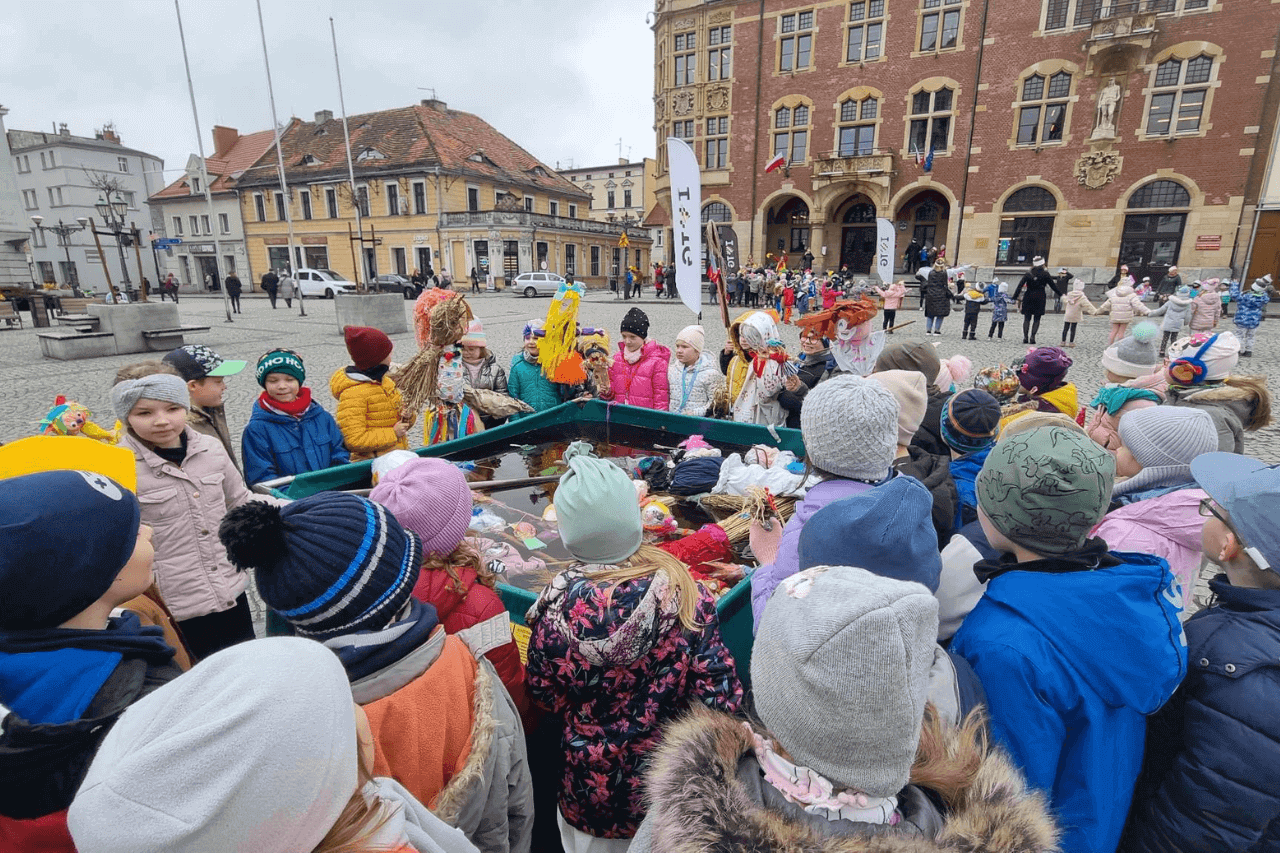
752;566;938;798
977;425;1114;556
1100;321;1161;379
800;375;898;481
110;374;190;422
1114;406;1218;496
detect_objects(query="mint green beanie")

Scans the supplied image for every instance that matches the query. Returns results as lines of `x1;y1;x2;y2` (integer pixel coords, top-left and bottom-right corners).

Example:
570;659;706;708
555;445;643;565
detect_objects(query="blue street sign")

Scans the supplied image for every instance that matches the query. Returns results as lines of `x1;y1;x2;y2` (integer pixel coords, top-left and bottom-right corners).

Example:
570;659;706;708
155;238;182;247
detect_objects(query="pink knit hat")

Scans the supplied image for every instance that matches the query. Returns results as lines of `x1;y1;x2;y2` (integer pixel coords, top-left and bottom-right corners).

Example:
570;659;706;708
369;457;472;557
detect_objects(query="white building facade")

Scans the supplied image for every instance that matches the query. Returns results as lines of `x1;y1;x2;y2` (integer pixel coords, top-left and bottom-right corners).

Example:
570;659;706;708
559;158;665;267
0;107;31;289
9;123;164;294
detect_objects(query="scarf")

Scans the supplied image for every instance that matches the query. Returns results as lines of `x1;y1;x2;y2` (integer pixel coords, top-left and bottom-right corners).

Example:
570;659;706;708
258;386;313;418
152;431;189;465
1088;385;1160;415
747;723;900;825
623;344;645;365
752;351;788;377
322;599;440;683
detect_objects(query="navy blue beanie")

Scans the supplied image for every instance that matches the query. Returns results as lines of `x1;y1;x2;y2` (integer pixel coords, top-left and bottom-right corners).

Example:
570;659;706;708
798;476;942;592
220;492;420;639
0;470;141;630
940;389;1002;456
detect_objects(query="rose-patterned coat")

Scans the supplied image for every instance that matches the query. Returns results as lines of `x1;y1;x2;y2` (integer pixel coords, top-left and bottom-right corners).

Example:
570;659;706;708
524;567;743;839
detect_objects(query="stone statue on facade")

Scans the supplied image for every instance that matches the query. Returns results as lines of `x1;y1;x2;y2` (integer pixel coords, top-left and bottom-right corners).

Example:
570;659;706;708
1092;78;1122;140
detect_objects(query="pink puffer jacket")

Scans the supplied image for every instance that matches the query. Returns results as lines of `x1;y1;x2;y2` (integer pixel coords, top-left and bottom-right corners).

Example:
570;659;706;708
1189;289;1221;331
1096;285;1150;323
124;428;274;621
609;339;672;410
1092;487;1207;610
879;281;906;310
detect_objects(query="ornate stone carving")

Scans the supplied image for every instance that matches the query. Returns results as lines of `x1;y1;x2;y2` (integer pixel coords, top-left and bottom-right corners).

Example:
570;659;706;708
709;10;731;23
672;90;695;116
655;96;666;121
1075;149;1122;190
706;85;730;112
673;17;694;28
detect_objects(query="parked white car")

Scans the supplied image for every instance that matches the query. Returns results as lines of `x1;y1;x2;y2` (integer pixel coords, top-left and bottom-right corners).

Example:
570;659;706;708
295;268;355;298
510;271;566;297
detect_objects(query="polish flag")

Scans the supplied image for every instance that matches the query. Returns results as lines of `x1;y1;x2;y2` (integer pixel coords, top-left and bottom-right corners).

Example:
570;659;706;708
764;153;787;173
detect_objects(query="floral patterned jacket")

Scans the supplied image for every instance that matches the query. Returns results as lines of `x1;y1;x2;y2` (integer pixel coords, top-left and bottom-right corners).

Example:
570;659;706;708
525;567;743;839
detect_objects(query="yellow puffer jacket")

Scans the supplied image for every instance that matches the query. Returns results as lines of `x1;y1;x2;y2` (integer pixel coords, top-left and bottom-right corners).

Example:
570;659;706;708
329;367;414;461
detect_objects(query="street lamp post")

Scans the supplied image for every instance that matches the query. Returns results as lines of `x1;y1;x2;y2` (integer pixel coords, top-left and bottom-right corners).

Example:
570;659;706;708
88;191;146;301
30;215;89;295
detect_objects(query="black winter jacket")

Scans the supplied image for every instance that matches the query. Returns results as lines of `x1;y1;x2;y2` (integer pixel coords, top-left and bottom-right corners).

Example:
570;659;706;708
1121;578;1280;853
923;269;954;318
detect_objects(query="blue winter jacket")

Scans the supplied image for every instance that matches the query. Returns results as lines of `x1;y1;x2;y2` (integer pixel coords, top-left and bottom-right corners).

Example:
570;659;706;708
1230;281;1270;330
952;546;1187;853
241;400;350;486
948;446;990;530
1121;577;1280;853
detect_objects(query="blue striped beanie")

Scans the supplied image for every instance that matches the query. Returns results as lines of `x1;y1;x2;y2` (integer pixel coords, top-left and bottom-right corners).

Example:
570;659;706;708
219;493;420;639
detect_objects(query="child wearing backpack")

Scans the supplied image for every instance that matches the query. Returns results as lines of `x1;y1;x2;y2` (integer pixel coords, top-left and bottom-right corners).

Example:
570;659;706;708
241;349;348;486
525;445;743;850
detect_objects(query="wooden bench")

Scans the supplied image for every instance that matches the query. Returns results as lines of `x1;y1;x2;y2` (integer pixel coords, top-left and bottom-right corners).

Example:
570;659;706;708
56;297;102;315
0;301;22;330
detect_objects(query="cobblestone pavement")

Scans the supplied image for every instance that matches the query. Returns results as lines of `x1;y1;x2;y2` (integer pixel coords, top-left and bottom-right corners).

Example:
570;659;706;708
2;291;1272;625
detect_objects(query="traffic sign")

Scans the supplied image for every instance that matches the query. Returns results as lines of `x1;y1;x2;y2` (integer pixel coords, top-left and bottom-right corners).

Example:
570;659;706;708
155;238;182;247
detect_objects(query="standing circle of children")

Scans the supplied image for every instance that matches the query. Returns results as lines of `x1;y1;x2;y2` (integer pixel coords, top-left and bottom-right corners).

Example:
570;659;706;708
2;258;1278;853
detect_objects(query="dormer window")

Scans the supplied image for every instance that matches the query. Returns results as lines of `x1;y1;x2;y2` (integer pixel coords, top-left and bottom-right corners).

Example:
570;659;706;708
529;166;548;178
356;147;385;162
298;154;321;166
190;176;201;194
314;127;328;137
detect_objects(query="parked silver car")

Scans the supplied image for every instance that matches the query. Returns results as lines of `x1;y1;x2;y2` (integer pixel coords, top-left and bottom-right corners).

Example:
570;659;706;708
510;271;565;297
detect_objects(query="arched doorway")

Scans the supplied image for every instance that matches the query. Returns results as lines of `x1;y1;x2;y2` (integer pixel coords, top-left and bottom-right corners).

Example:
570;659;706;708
998;186;1057;267
1121;179;1190;286
836;196;877;274
766;196;810;264
897;190;951;270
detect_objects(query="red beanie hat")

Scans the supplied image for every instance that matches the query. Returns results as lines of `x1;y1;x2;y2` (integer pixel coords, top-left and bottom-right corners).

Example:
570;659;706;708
343;326;393;371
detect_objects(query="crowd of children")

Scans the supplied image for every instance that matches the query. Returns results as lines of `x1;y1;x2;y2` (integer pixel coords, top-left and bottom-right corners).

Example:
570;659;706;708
0;269;1277;853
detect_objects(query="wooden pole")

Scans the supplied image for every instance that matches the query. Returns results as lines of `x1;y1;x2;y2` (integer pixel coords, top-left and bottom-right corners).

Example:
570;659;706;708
89;227;120;302
131;225;148;301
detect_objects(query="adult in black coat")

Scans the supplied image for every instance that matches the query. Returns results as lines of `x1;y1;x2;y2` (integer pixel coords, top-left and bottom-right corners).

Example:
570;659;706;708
225;273;243;314
903;238;920;273
1121;575;1280;853
1155;265;1182;303
1011;258;1061;344
664;265;676;299
260;270;279;308
921;260;954;335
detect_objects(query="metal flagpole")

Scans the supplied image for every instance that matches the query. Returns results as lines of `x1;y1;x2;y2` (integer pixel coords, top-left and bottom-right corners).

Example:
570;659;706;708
174;0;232;323
256;0;305;315
330;17;365;290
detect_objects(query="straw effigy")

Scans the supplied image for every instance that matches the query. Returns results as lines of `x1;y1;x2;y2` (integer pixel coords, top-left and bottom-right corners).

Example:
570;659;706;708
392;295;473;416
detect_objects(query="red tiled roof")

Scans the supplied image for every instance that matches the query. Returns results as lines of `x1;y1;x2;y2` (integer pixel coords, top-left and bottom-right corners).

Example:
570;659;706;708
643;202;669;227
149;128;276;201
234;103;588;200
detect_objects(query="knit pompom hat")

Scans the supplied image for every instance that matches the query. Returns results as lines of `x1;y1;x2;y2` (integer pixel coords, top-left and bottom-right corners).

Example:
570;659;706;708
343;326;393;372
369;457;473;557
1019;346;1073;392
621;307;650;339
219;494;420;639
940;389;1002;455
1101;321;1161;379
753;566;938;798
458;319;487;348
1114;406;1219;496
801;375;899;481
255;349;305;387
868;369;928;447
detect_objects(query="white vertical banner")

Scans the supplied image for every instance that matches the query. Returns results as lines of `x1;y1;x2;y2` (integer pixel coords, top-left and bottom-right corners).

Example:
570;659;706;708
875;218;895;284
666;137;703;316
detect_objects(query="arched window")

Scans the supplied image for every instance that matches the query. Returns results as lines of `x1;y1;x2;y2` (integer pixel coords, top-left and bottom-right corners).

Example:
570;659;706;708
701;201;732;223
909;87;953;155
998;187;1058;265
1128;179;1191;209
774;104;810;164
843;202;876;224
838;96;879;157
1146;54;1215;136
1015;71;1071;146
1121;180;1190;284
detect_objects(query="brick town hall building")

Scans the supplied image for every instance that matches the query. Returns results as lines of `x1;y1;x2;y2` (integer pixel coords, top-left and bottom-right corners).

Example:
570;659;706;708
648;0;1280;286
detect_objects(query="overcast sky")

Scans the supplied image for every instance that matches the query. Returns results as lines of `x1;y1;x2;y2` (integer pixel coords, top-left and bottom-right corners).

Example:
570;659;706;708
3;0;655;183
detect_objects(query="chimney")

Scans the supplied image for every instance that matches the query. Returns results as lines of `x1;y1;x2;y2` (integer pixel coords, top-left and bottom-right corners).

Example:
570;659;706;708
100;125;120;144
421;98;447;111
58;123;69;136
212;125;239;157
315;109;334;124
